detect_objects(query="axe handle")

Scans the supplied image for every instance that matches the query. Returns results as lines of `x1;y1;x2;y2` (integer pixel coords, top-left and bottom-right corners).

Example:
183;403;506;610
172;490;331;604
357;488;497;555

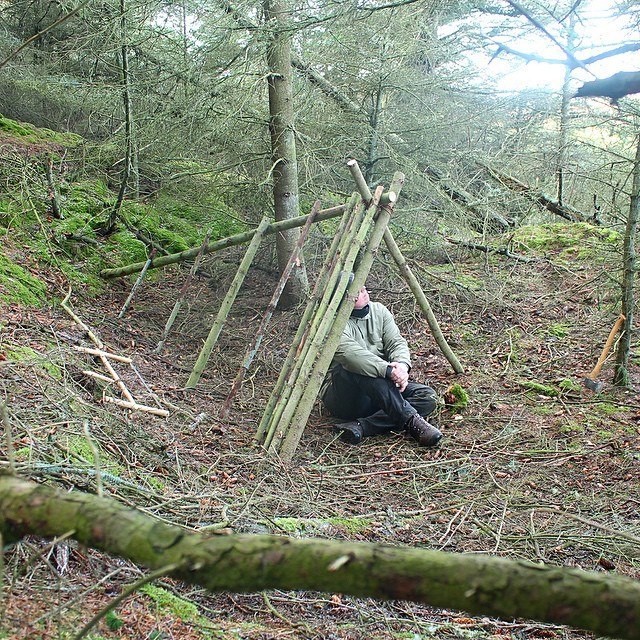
587;314;626;379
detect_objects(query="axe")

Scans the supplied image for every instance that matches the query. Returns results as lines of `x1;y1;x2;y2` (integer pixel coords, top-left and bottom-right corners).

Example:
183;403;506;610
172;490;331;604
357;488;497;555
582;314;626;392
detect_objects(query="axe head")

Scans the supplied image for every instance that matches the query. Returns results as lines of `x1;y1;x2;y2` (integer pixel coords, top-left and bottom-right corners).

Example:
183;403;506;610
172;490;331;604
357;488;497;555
582;377;604;392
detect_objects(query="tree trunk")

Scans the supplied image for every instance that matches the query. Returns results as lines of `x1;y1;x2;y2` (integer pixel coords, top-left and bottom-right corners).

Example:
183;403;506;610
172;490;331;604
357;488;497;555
365;84;383;184
265;0;307;307
1;474;640;640
556;11;577;205
614;131;640;386
104;0;134;235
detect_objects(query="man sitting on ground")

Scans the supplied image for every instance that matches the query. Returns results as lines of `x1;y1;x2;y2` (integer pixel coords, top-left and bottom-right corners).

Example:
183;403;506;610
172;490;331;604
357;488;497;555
321;280;442;446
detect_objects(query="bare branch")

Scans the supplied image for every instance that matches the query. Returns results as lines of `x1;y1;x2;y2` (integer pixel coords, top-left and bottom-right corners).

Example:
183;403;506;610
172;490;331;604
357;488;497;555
504;0;594;75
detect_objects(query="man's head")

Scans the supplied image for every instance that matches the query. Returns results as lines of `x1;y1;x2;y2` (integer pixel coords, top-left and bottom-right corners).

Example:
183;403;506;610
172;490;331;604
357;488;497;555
354;284;370;309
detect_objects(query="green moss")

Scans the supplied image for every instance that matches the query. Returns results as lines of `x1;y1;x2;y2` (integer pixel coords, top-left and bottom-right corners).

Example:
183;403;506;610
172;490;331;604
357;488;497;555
520;380;559;397
107;230;148;265
0;114;82;146
147;476;167;492
548;323;569;338
14;446;32;461
0;254;48;306
593;402;622;416
140;585;200;623
514;222;620;254
558;378;581;392
5;345;61;379
65;435;124;475
559;422;585;434
454;274;482;290
531;405;553;416
445;383;469;412
271;516;371;535
326;516;372;534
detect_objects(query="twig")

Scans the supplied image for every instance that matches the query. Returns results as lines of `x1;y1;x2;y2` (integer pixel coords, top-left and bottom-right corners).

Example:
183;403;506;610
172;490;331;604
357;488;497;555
73;346;132;363
535;506;640;546
118;248;157;318
0;0;93;70
102;396;169;417
493;501;508;553
61;289;104;349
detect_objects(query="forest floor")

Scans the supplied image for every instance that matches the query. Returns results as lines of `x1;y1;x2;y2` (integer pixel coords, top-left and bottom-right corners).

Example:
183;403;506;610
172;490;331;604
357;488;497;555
1;222;639;640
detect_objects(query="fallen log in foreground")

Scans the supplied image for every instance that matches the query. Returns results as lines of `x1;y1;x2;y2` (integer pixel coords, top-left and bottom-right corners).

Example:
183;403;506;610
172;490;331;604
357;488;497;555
1;474;639;640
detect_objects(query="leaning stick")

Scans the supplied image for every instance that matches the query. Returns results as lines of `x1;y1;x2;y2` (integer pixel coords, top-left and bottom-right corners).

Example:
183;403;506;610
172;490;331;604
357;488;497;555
221;202;321;418
383;229;464;374
262;197;370;449
278;171;405;461
186;217;272;389
100;204;347;279
267;187;384;454
81;370;115;383
62;290;104;350
154;230;212;354
118;248;157;318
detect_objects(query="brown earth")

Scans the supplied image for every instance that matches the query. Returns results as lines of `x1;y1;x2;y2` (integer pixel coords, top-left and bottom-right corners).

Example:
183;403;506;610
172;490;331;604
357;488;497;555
1;229;639;639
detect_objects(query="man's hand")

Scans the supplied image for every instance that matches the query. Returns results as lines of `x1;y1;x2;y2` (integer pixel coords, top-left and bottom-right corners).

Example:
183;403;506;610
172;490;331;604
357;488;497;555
389;361;409;392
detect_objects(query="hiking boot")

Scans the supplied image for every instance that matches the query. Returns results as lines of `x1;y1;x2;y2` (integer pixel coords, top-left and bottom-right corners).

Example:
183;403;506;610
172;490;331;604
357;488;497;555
333;421;364;445
405;414;442;447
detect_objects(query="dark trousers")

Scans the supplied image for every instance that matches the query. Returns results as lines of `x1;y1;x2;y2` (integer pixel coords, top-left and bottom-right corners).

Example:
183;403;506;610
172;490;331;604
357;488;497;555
322;366;437;436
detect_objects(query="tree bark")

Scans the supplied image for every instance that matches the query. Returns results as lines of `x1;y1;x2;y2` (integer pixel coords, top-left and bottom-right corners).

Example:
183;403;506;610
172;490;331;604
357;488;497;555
556;11;577;205
99;204;345;279
265;0;308;307
614;132;640;386
1;474;640;640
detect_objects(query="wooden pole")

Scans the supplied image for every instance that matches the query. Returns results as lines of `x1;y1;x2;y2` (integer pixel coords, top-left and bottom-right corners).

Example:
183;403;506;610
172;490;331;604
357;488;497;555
154;230;212;354
347;160;464;375
263;195;375;451
118;248;156;318
185;217;271;389
383;229;464;375
221;202;321;418
100;204;346;279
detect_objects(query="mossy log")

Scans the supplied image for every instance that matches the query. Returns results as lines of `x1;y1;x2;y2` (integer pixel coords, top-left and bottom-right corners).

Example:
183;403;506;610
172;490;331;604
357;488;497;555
1;474;640;640
100;204;346;279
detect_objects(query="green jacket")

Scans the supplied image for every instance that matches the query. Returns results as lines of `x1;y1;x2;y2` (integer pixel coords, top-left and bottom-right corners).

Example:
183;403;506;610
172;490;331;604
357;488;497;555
330;302;412;378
